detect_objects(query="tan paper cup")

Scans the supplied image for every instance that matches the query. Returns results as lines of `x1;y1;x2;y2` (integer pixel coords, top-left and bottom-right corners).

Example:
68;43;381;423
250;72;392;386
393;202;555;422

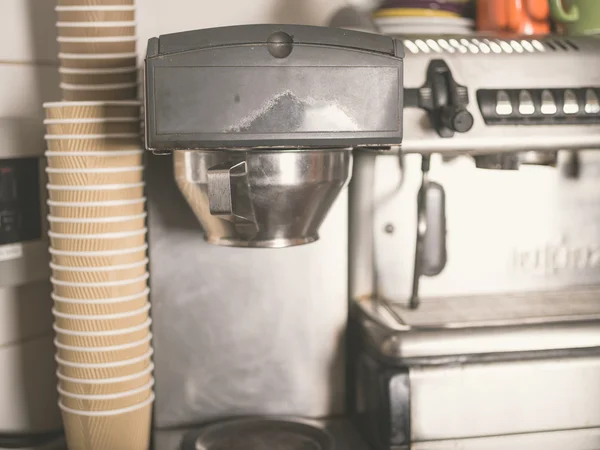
56;6;136;22
48;213;146;234
50;245;147;267
45;118;139;135
54;318;151;348
52;273;148;300
46;166;143;186
47;183;145;202
60;67;138;85
57;22;137;38
61;83;139;101
50;259;148;283
54;330;151;362
44;101;141;120
47;198;146;218
56;348;153;379
59;380;153;412
49;228;147;252
59;53;137;69
59;393;153;450
58;37;137;54
57;364;153;396
59;0;134;5
46;150;143;169
54;332;151;362
52;288;149;315
45;134;140;151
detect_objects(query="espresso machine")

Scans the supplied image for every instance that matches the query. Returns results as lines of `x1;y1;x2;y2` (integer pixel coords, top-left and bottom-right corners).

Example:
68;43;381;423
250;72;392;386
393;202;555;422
144;25;402;449
143;23;600;450
351;35;600;449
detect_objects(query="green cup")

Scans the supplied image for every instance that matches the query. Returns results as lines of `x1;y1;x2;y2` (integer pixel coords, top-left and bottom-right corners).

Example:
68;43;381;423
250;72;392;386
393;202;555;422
549;0;600;35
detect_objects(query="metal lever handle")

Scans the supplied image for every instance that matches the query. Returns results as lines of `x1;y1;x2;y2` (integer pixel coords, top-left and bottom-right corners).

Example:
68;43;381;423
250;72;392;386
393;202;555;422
207;160;255;223
409;156;447;310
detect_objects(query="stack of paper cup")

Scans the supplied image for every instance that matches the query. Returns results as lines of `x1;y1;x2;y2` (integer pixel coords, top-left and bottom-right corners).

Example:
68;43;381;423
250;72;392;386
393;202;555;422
43;100;153;450
56;0;137;101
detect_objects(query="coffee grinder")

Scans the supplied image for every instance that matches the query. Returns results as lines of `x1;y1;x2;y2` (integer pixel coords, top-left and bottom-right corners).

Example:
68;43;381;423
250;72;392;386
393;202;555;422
144;25;403;449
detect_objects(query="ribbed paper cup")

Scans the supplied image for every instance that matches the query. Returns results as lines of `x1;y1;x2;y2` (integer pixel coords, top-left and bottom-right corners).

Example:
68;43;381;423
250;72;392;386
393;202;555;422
58;37;137;54
54;319;151;347
54;326;152;358
46;150;143;169
56;6;136;22
44;101;141;120
56;349;153;379
50;259;148;283
60;67;138;85
52;288;149;316
45;118;139;135
60;393;153;450
45;134;140;151
49;228;147;252
52;274;148;300
60;380;153;412
59;53;137;69
57;21;136;38
54;332;151;362
59;0;134;5
48;213;146;234
46;166;143;186
61;82;139;101
57;363;153;396
48;198;146;218
50;245;147;267
47;183;145;202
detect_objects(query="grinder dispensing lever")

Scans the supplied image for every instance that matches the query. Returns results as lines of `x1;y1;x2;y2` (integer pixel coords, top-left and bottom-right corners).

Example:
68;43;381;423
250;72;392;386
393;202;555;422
409;155;447;310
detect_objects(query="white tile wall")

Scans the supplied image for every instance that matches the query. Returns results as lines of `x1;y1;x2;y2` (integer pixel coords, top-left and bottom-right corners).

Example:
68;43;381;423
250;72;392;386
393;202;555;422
0;0;58;64
136;0;357;59
1;0;368;118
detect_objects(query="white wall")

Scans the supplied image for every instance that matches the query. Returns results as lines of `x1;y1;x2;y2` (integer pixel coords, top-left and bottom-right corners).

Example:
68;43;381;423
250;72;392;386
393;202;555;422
0;0;382;120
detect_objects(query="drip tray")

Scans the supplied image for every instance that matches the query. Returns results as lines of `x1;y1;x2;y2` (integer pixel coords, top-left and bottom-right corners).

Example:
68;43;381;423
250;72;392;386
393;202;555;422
182;419;335;450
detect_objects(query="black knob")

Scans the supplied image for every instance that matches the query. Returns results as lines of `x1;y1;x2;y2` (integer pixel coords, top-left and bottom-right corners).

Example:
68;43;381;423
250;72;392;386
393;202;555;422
442;107;474;133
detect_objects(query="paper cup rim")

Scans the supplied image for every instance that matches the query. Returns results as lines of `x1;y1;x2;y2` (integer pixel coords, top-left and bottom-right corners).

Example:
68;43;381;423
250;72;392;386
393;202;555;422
53;331;152;350
59;392;155;417
47;197;146;207
60;82;139;90
58;377;154;401
53;317;151;337
56;21;137;28
45;117;139;124
44;100;141;108
56;348;153;368
51;272;149;287
56;5;136;11
50;258;148;273
44;133;139;139
57;36;137;43
57;362;154;384
58;52;137;59
59;66;138;75
47;182;145;191
51;286;150;304
48;228;147;240
49;244;148;256
46;166;143;174
45;150;143;157
47;212;146;223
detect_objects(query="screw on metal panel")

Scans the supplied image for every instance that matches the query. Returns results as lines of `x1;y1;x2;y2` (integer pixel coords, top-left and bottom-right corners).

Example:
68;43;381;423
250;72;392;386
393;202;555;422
384;223;395;234
267;31;294;58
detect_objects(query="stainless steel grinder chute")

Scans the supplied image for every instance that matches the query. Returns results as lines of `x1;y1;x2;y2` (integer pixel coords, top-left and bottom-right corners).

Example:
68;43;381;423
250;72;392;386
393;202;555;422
144;25;404;248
